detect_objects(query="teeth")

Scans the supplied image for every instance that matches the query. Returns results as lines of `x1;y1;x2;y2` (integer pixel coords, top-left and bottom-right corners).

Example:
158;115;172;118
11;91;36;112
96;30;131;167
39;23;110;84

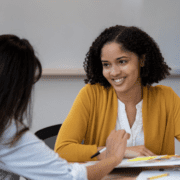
114;78;124;82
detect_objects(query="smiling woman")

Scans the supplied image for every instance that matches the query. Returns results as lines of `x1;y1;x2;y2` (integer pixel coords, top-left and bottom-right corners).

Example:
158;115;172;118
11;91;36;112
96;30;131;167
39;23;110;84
54;25;180;162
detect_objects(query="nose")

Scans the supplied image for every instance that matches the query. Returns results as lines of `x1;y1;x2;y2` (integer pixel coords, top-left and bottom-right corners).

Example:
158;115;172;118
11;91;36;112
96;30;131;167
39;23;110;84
110;65;121;77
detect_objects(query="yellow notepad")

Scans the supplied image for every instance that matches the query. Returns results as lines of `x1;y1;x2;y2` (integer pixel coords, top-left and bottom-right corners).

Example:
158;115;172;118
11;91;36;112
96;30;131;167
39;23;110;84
128;155;180;162
128;156;158;162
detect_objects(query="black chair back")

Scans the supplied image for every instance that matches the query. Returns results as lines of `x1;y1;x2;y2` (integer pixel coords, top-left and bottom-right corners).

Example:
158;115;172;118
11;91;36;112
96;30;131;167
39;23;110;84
35;124;62;150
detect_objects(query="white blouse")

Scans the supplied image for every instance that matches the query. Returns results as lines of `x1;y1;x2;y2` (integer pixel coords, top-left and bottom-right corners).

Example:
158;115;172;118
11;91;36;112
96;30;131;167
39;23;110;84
115;99;144;147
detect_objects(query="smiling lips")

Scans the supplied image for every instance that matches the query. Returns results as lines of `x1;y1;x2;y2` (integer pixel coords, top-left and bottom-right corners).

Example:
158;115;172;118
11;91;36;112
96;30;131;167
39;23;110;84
112;77;126;85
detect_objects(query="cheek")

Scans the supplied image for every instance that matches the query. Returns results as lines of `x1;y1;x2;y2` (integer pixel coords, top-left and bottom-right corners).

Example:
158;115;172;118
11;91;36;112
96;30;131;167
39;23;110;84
131;67;140;81
126;65;139;75
102;69;109;79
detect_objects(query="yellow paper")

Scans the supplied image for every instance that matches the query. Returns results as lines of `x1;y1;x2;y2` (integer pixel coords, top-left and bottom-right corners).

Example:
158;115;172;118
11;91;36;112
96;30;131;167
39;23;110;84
128;155;180;162
128;156;158;162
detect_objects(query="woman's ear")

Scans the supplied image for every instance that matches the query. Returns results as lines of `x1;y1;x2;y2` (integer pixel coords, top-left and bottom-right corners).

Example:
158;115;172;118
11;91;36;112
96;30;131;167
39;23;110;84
140;54;145;67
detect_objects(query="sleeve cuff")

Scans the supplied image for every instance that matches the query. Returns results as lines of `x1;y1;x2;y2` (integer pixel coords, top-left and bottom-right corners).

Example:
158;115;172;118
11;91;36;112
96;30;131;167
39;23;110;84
70;163;88;180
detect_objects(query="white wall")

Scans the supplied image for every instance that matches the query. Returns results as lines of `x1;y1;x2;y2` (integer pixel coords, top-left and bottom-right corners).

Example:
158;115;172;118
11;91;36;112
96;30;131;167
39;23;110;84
0;0;180;69
32;78;85;132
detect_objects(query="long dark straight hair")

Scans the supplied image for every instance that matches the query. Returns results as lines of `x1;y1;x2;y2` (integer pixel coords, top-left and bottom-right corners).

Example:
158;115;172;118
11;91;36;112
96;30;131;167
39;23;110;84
0;34;42;146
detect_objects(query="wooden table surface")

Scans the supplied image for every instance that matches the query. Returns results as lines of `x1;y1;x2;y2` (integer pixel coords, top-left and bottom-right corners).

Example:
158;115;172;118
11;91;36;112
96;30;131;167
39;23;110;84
102;166;180;180
102;167;140;180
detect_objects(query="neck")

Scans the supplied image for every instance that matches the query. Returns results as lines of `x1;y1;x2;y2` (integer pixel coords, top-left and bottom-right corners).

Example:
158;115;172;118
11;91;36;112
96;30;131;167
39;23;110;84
116;84;143;106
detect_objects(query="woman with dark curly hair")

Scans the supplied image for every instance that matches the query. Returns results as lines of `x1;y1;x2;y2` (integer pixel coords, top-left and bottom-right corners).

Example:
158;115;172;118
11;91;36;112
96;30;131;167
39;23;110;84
55;25;180;162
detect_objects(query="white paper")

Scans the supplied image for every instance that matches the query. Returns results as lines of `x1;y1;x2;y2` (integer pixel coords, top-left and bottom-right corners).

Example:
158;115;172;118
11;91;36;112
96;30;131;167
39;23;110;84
137;170;180;180
84;155;180;168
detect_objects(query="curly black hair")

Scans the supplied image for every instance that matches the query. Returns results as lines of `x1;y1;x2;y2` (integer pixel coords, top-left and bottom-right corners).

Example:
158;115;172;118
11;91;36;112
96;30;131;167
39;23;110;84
83;25;171;88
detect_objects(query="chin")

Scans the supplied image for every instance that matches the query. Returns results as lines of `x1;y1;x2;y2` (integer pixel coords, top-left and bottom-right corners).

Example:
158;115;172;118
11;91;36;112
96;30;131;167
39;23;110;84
114;87;127;94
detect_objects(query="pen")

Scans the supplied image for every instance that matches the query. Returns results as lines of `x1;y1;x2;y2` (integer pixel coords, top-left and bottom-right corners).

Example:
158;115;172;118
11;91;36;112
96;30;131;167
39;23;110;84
91;147;106;159
147;173;169;180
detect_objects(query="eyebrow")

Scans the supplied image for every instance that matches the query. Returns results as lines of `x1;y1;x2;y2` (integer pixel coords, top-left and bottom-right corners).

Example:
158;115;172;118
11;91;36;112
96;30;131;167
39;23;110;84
101;56;128;62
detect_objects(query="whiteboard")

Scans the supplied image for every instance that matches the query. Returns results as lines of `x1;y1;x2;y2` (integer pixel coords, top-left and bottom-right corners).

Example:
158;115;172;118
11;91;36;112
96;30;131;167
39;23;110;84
0;0;180;70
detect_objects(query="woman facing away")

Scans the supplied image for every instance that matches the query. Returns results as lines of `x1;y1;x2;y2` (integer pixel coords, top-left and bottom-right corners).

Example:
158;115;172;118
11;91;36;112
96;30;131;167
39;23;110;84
55;25;180;162
0;34;130;180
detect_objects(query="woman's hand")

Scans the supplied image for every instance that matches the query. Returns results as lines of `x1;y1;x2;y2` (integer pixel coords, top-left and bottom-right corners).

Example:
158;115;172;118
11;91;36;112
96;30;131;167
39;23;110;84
124;145;156;158
87;130;130;180
97;130;130;161
106;129;130;163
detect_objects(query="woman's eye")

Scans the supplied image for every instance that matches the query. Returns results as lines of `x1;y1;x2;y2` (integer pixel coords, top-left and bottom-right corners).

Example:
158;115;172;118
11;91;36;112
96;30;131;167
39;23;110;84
102;63;109;67
119;60;127;64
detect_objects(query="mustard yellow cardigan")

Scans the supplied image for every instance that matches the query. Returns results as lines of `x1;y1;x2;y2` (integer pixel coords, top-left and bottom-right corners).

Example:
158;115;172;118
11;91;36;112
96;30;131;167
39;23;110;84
55;84;180;162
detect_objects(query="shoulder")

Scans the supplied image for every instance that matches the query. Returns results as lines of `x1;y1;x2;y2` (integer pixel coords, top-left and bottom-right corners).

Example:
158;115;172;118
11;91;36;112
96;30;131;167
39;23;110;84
78;84;115;102
0;120;38;147
147;85;174;95
80;83;112;95
82;83;106;91
145;85;178;102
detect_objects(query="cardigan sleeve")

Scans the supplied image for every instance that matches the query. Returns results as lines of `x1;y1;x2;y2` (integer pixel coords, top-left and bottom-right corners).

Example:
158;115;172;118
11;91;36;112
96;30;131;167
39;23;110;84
172;88;180;141
54;85;98;162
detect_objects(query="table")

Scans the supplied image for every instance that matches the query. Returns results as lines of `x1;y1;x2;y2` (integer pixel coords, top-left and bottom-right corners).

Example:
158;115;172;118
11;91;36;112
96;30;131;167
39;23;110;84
102;166;180;180
102;167;140;180
75;160;180;179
